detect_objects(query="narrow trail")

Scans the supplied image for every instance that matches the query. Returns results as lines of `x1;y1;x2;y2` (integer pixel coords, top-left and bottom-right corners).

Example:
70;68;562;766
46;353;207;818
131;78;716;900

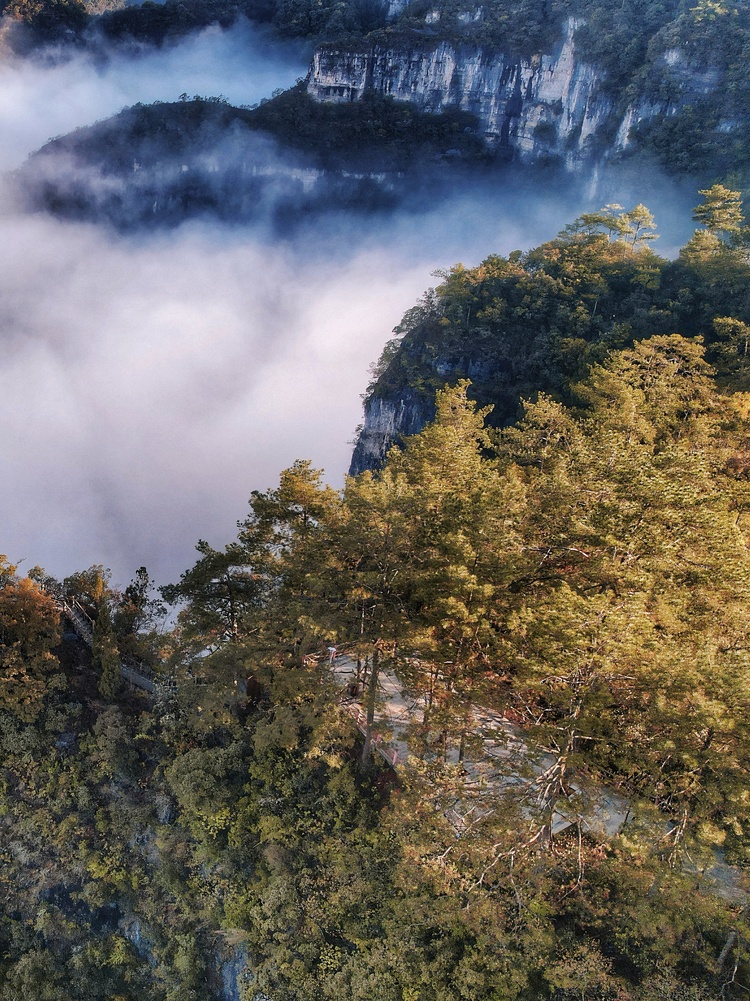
328;653;746;900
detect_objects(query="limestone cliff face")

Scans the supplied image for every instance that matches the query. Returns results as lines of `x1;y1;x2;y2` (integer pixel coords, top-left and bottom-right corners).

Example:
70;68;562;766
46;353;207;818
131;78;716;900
307;19;720;167
309;20;611;166
349;390;432;475
325;21;731;471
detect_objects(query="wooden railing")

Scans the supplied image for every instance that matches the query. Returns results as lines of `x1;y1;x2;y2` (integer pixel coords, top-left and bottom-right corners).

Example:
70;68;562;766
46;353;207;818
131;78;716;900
57;598;157;695
341;700;400;768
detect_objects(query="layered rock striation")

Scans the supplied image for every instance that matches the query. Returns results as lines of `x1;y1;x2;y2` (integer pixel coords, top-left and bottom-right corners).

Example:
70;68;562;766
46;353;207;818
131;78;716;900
309;20;606;165
349;389;432;475
307;18;722;168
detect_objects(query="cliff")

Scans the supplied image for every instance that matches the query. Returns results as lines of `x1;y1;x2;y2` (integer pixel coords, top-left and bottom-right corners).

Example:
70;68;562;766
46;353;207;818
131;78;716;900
308;20;602;165
350;388;432;474
348;208;750;475
307;18;725;168
15;92;491;230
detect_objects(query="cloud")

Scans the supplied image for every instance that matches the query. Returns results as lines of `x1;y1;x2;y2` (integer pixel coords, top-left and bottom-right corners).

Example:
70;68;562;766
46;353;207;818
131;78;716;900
0;19;309;170
0;204;517;584
0;208;451;583
0;23;700;586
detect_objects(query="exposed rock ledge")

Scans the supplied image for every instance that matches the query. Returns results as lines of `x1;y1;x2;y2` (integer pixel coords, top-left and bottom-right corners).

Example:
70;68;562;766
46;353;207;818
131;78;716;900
307;19;717;169
349;390;432;476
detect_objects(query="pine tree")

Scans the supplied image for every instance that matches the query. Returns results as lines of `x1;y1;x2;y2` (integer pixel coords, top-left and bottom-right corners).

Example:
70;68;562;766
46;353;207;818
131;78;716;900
693;184;745;242
387;381;519;757
92;572;121;699
496;336;750;846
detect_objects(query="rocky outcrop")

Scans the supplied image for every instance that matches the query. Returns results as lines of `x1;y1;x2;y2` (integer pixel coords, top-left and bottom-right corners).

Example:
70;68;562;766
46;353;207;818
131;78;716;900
316;21;735;473
349;390;433;475
307;19;722;167
615;45;723;151
217;943;253;1001
309;20;611;166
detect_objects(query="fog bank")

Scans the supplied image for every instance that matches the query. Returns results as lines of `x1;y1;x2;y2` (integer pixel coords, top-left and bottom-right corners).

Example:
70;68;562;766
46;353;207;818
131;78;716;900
0;196;563;585
0;20;308;170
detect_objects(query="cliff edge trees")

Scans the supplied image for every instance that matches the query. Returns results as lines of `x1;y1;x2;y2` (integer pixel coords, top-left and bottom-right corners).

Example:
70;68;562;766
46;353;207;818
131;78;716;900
4;0;750;196
152;335;750;997
0;557;62;721
352;189;750;472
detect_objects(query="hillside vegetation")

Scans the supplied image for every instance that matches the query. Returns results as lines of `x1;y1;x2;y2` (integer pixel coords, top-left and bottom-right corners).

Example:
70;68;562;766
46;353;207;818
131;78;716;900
14;93;489;231
355;188;750;469
3;194;750;999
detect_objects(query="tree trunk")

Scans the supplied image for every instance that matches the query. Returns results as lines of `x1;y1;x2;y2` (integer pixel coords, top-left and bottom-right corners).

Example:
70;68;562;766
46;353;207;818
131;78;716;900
361;644;380;767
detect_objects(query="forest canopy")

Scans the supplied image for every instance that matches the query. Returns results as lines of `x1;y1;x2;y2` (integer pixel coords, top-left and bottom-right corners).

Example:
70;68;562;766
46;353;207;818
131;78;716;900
353;189;750;475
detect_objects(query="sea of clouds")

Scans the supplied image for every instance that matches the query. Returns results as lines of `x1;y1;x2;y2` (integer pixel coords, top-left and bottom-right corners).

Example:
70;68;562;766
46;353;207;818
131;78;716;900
0;20;699;587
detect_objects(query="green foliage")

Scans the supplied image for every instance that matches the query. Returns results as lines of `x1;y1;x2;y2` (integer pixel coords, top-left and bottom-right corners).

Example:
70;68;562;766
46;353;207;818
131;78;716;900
94;0;277;43
272;0;387;38
247;85;487;169
623;0;750;176
366;194;750;437
63;564;111;615
0;0;277;47
392;0;572;55
1;0;88;38
383;0;750;179
165;744;244;837
160;539;265;644
693;183;747;240
25;92;488;233
573;0;683;89
113;567;165;671
0;563;62;722
93;598;121;700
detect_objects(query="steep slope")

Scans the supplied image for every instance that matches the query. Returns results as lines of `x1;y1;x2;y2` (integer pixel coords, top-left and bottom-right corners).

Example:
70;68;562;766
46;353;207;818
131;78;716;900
350;206;750;473
13;92;487;230
308;12;747;170
309;19;612;167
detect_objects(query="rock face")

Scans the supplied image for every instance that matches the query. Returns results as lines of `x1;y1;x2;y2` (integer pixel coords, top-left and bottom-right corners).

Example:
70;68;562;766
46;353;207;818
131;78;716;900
314;20;732;473
309;20;610;166
349;390;433;475
307;19;720;168
217;944;253;1001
